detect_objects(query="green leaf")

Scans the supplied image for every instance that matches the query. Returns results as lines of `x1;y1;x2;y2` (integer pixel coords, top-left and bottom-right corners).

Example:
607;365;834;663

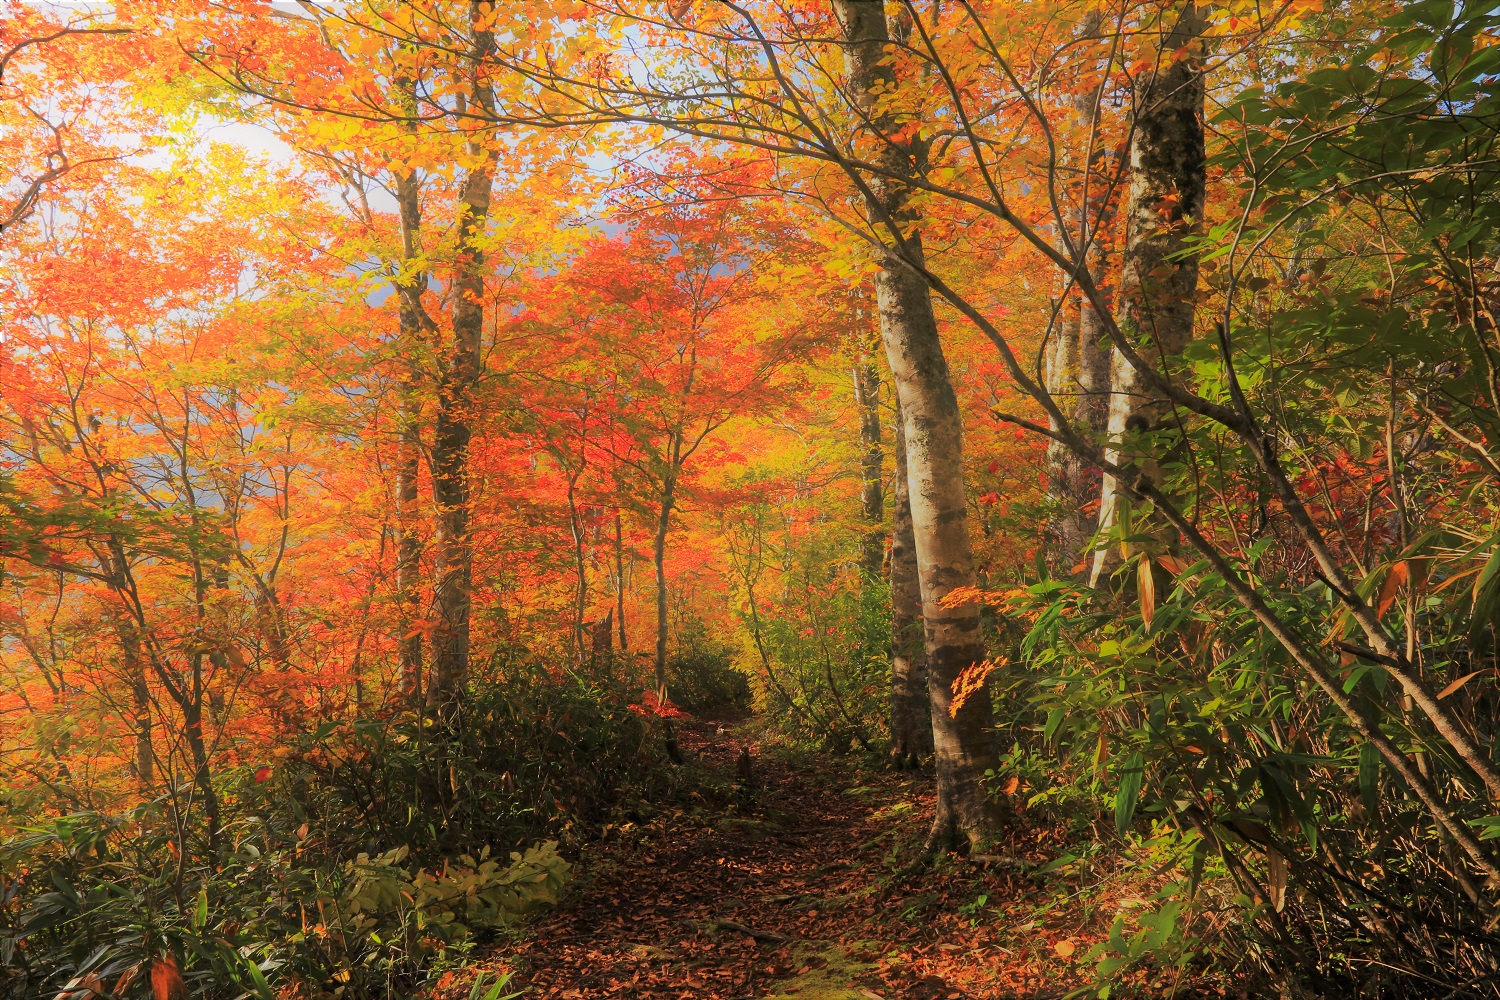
193;884;208;930
1189;838;1208;897
1359;741;1381;815
1470;815;1500;841
1470;544;1500;652
1044;708;1067;742
469;971;524;1000
1115;752;1146;837
242;956;275;1000
1035;851;1080;875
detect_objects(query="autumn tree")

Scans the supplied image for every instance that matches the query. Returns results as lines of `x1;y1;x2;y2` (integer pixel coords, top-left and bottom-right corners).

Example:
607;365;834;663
0;137;367;853
431;0;1500;888
0;2;128;238
512;194;815;700
426;4;502;715
1090;1;1206;585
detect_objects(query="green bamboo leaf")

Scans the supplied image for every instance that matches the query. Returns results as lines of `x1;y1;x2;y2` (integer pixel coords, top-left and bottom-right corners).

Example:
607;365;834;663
469;971;524;1000
1359;741;1381;815
242;956;275;1000
1468;544;1500;652
1044;708;1066;742
1115;751;1145;837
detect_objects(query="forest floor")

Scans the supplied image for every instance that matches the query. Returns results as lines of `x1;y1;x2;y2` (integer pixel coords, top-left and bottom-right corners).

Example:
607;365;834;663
451;719;1215;1000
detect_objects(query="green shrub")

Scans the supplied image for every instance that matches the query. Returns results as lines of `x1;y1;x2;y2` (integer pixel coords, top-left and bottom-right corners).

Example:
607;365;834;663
285;662;674;862
0;662;671;999
333;841;568;968
0;805;566;1000
755;579;889;751
666;646;753;718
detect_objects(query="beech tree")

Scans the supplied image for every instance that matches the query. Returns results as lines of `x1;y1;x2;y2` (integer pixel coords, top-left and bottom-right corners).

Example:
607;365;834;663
427;5;501;714
8;9;1500;995
888;407;933;766
1090;1;1207;586
831;0;1001;847
447;0;1500;878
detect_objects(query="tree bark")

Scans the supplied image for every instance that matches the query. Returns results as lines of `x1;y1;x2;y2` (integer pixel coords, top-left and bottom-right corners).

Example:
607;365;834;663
1045;27;1113;576
1092;2;1207;585
120;620;152;788
854;318;884;580
1046;286;1111;576
652;478;684;763
183;649;220;856
890;404;933;766
652;483;674;693
835;0;1001;850
614;509;628;651
394;167;425;703
567;465;588;663
106;541;154;787
427;4;499;715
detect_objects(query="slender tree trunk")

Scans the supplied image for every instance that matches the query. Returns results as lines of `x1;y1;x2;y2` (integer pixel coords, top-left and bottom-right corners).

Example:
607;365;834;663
1092;2;1207;585
653;487;674;693
394;166;425;703
107;543;153;787
568;470;588;663
614;510;628;651
184;650;220;856
854;320;884;580
835;0;1001;850
396;411;423;694
1046;29;1113;575
1046;299;1109;575
120;621;152;788
653;482;684;763
428;5;499;714
890;405;933;766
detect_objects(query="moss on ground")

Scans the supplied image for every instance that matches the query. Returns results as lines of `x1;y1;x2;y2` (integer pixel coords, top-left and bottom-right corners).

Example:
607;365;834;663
757;940;882;1000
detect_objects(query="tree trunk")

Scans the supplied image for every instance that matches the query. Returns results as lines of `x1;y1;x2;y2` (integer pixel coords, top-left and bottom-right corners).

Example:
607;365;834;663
394;167;425;704
653;486;674;693
184;650;220;856
890;405;933;766
120;621;152;788
614;510;628;651
1045;301;1110;575
835;0;1001;851
854;320;884;580
1092;2;1207;585
107;542;153;787
568;469;588;663
396;407;423;695
427;6;499;715
653;482;684;763
591;609;613;662
1045;28;1113;576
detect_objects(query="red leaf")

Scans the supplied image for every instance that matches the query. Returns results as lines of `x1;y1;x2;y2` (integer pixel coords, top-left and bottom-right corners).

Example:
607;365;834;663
151;955;188;1000
1437;668;1495;700
254;766;272;783
1376;561;1410;620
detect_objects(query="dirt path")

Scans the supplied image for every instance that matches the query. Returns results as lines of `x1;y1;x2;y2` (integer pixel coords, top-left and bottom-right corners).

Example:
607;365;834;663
459;721;1157;1000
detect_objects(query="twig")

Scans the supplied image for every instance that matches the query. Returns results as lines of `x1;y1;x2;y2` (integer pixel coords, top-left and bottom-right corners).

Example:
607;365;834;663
709;918;791;942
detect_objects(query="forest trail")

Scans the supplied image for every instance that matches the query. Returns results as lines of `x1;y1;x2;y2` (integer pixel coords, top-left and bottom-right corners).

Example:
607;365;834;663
455;721;1122;1000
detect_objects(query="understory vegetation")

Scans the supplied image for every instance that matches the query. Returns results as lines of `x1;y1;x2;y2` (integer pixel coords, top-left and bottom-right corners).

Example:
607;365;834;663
5;1;1500;998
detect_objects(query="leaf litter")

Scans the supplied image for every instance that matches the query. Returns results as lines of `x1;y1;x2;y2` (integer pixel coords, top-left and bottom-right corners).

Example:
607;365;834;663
447;720;1211;999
